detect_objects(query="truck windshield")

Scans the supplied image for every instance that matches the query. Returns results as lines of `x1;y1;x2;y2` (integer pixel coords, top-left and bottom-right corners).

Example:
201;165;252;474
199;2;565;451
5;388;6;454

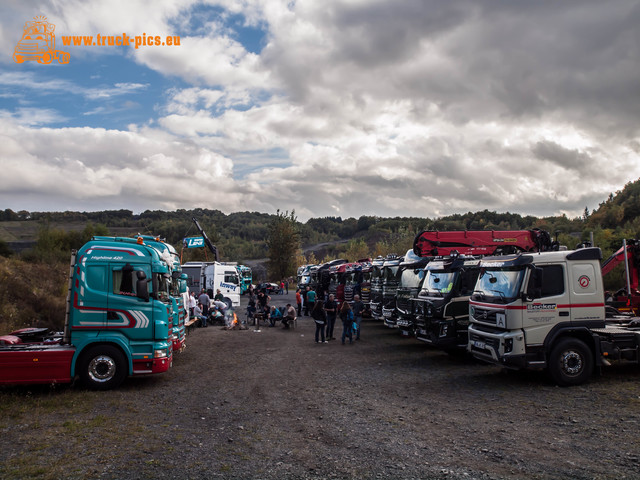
156;274;171;303
170;279;180;296
421;271;456;296
399;268;424;288
383;266;399;281
474;268;524;302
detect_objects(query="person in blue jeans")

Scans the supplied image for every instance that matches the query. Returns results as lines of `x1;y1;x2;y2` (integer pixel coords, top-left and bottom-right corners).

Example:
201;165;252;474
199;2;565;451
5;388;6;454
193;303;208;327
324;294;338;340
352;294;364;340
312;301;327;343
339;301;354;344
269;305;282;326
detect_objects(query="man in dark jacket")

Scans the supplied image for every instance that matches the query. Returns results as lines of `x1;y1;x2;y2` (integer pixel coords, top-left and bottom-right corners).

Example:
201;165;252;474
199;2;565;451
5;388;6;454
323;294;338;340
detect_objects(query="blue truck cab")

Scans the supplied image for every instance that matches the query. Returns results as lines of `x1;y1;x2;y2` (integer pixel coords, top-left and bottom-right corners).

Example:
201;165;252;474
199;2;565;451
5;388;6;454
136;235;186;353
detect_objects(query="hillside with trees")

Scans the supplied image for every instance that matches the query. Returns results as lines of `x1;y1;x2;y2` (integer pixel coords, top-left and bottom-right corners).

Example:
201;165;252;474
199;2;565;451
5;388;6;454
2;177;640;265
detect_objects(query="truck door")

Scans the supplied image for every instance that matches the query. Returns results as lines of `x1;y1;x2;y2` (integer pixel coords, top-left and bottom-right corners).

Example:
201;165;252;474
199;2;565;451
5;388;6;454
73;262;108;327
107;263;154;340
523;264;566;346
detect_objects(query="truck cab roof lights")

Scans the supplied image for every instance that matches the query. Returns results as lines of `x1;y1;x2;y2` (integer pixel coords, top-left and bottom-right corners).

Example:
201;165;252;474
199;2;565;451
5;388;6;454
426;255;481;271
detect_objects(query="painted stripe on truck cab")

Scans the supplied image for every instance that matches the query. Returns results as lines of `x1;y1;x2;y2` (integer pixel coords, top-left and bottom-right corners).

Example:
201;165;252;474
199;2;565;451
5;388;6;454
469;301;604;309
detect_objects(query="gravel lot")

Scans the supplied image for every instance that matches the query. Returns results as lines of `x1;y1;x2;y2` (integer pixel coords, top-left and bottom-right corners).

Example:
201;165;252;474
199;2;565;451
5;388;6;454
2;291;640;479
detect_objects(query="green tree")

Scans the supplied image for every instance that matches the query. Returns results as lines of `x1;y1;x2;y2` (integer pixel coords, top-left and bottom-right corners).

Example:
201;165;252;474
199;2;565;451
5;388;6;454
344;238;370;261
267;210;301;281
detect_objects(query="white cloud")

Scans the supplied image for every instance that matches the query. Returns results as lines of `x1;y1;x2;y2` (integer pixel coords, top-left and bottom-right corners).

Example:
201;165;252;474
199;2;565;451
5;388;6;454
1;0;640;221
0;72;148;100
0;119;243;212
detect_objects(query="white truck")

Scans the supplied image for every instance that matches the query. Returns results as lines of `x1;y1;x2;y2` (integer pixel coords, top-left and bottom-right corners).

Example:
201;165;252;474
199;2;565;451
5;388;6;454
181;261;241;308
467;247;640;386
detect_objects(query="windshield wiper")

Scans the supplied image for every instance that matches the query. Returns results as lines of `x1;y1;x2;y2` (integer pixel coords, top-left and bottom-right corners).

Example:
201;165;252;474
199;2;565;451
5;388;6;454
472;289;486;300
490;290;506;303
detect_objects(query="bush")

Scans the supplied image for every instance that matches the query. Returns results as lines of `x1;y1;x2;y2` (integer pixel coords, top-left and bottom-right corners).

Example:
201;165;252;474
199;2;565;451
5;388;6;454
0;256;66;333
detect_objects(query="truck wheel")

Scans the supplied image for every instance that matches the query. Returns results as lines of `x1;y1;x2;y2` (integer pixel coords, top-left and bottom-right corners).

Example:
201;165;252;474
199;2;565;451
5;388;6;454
38;53;52;64
548;338;593;386
79;345;127;390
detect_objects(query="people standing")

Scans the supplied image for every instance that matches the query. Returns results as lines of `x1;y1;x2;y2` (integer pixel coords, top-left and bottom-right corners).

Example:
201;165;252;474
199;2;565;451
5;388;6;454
303;286;310;316
312;301;327;343
339;301;354;345
296;289;302;316
189;291;197;317
198;289;211;316
214;289;224;302
285;280;289;294
352;294;365;340
324;294;338;340
306;288;316;317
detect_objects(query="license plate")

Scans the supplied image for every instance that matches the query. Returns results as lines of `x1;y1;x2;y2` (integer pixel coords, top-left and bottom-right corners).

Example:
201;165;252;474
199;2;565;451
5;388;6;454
473;340;486;350
419;329;427;335
383;311;392;318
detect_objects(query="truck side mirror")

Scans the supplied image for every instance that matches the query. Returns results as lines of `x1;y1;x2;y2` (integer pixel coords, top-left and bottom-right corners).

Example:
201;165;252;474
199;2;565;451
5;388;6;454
136;271;150;302
523;267;543;301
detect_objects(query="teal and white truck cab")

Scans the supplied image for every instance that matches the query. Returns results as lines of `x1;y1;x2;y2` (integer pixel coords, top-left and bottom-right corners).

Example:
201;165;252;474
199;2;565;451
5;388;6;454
0;236;173;389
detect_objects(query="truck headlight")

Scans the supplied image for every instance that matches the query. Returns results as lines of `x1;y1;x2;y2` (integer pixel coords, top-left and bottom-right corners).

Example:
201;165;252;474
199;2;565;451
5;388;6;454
154;349;168;359
439;324;449;337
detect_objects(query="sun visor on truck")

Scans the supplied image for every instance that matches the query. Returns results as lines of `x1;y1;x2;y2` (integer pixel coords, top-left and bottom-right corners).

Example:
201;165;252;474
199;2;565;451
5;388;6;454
479;255;534;268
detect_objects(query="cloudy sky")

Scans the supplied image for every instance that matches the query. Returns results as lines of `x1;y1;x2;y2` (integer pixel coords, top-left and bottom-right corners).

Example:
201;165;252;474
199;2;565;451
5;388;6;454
1;0;639;221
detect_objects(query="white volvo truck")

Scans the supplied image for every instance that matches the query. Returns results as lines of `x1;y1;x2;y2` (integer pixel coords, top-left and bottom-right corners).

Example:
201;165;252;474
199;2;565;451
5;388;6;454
467;247;640;386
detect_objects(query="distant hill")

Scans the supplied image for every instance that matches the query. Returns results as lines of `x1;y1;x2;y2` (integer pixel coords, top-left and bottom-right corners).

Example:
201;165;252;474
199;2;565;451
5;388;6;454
1;177;639;262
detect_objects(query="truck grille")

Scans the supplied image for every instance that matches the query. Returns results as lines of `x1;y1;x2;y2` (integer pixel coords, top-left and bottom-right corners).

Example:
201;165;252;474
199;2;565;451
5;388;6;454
470;306;499;326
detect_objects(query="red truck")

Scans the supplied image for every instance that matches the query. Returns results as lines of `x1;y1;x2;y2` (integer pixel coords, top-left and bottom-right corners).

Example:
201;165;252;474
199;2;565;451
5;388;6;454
602;239;640;316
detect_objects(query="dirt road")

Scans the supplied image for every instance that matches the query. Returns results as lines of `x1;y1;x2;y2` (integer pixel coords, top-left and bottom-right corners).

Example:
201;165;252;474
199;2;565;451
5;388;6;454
2;292;640;479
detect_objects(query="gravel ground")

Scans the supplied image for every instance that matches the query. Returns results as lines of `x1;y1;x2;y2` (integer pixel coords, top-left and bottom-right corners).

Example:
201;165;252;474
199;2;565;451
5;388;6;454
2;291;640;479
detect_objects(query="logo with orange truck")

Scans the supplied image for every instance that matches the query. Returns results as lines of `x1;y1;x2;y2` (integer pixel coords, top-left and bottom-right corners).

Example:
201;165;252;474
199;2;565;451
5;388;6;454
13;16;70;65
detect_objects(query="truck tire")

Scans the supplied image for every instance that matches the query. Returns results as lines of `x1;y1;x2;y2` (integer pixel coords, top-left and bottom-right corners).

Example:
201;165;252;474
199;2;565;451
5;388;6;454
548;338;593;386
79;345;127;390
